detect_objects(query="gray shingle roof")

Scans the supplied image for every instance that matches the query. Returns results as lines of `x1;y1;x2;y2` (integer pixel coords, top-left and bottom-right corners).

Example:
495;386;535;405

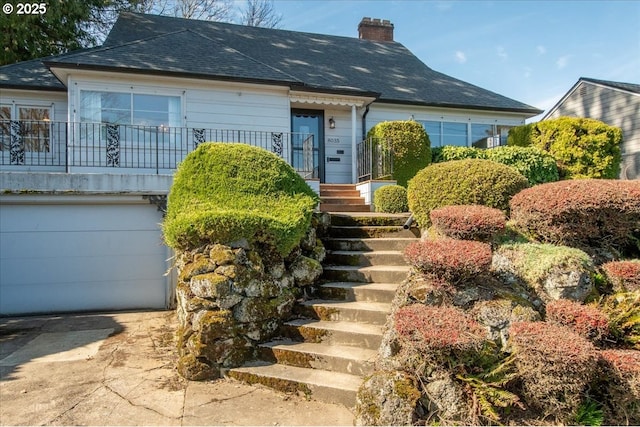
0;57;66;91
581;77;640;95
2;12;541;114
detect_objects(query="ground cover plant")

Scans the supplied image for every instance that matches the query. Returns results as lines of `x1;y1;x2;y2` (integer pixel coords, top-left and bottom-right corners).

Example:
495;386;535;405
407;159;528;229
602;260;640;292
163;143;318;256
366;120;431;187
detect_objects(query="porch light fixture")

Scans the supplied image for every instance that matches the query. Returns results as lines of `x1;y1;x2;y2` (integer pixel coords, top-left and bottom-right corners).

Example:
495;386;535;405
328;117;335;129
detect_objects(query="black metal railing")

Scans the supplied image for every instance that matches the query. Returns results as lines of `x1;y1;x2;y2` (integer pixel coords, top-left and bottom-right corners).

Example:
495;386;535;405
0;120;316;177
357;137;394;182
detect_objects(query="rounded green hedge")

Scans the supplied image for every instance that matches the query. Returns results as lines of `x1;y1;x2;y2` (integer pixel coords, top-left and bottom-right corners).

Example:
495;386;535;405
374;185;408;213
407;159;529;229
163;143;319;256
507;117;622;179
431;145;559;185
366;120;431;187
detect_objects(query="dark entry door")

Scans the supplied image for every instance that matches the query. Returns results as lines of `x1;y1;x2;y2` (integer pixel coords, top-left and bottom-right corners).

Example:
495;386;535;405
291;109;324;181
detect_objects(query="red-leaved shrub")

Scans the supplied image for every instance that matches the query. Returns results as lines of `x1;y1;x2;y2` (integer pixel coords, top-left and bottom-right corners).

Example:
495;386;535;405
599;349;640;424
404;239;492;283
429;205;506;242
602;260;640;292
395;304;486;360
509;321;599;420
546;299;610;343
509;180;640;256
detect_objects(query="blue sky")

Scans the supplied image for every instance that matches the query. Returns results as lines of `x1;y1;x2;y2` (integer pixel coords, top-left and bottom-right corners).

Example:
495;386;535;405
271;0;640;120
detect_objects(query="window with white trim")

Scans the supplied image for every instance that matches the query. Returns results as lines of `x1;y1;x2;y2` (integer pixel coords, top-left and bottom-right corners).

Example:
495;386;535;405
80;91;181;127
0;104;51;153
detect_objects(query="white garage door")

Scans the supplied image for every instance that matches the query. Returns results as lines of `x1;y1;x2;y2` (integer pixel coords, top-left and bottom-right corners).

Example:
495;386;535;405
0;195;172;315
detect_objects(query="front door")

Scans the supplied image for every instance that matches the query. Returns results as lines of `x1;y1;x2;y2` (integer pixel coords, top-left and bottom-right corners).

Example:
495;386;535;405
291;109;324;182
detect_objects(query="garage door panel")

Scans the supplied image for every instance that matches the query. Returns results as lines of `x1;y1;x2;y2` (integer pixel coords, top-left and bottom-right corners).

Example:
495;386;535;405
1;204;163;232
1;279;167;315
1;230;166;259
0;198;170;315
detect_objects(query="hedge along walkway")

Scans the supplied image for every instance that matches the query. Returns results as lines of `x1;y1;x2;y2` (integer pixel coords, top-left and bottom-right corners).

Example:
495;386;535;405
229;212;419;407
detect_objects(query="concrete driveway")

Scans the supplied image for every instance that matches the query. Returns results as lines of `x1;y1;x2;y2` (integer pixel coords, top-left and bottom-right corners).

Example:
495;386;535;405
0;311;354;426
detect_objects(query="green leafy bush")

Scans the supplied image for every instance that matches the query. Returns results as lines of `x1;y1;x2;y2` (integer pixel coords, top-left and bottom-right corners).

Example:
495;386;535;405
432;145;558;185
507;117;623;179
509;321;599;421
407;159;529;228
374;185;408;213
509;180;640;256
429;205;506;242
600;292;640;350
163;143;318;256
366;120;431;187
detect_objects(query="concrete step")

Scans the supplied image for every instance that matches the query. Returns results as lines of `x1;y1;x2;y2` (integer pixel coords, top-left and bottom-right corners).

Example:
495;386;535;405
325;250;406;266
323;237;418;252
319;282;397;303
329;225;418;238
320;204;371;213
296;300;391;325
228;362;361;407
258;340;377;376
281;319;383;350
320;189;361;198
330;213;411;227
322;265;410;283
320;196;365;205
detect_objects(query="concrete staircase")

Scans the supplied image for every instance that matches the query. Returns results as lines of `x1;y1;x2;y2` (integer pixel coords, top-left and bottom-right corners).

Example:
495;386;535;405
319;183;371;213
228;212;419;407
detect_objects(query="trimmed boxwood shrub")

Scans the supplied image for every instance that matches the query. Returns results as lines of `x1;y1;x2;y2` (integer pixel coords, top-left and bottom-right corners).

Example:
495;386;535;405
432;145;558;185
429;205;506;242
509;180;640;256
163;143;319;256
404;238;493;284
407;159;529;228
602;260;640;292
366;120;431;187
507;117;623;179
374;184;408;213
509;321;599;420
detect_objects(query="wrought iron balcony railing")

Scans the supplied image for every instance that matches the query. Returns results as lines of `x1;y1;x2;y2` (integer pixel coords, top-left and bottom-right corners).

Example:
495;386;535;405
0;120;317;177
357;137;394;182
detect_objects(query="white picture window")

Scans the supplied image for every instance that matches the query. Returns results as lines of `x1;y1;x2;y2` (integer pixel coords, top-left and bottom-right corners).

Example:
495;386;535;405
0;104;51;152
80;91;181;128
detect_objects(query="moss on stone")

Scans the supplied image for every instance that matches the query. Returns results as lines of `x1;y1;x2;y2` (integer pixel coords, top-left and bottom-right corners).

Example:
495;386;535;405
179;254;216;282
176;354;219;381
190;272;232;299
209;244;236;265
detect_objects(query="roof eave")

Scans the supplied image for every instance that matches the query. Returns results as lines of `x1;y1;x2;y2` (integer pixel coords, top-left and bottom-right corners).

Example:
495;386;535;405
379;98;543;116
0;83;67;92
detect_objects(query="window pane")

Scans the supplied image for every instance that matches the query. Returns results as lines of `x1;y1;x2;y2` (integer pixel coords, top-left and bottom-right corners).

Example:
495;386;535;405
442;122;467;147
80;91;130;124
471;124;493;148
18;107;50;152
422;121;441;147
133;94;181;127
0;105;10;151
497;125;512;146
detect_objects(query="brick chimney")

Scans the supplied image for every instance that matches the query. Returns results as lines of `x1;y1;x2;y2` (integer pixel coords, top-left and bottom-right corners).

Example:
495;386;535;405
358;17;394;42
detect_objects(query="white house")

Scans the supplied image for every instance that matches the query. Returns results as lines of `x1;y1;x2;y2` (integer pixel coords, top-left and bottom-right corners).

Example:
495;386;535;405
543;77;640;180
0;13;541;315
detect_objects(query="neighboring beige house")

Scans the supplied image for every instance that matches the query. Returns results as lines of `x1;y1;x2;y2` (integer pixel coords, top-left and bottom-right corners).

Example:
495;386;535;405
543;77;640;180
